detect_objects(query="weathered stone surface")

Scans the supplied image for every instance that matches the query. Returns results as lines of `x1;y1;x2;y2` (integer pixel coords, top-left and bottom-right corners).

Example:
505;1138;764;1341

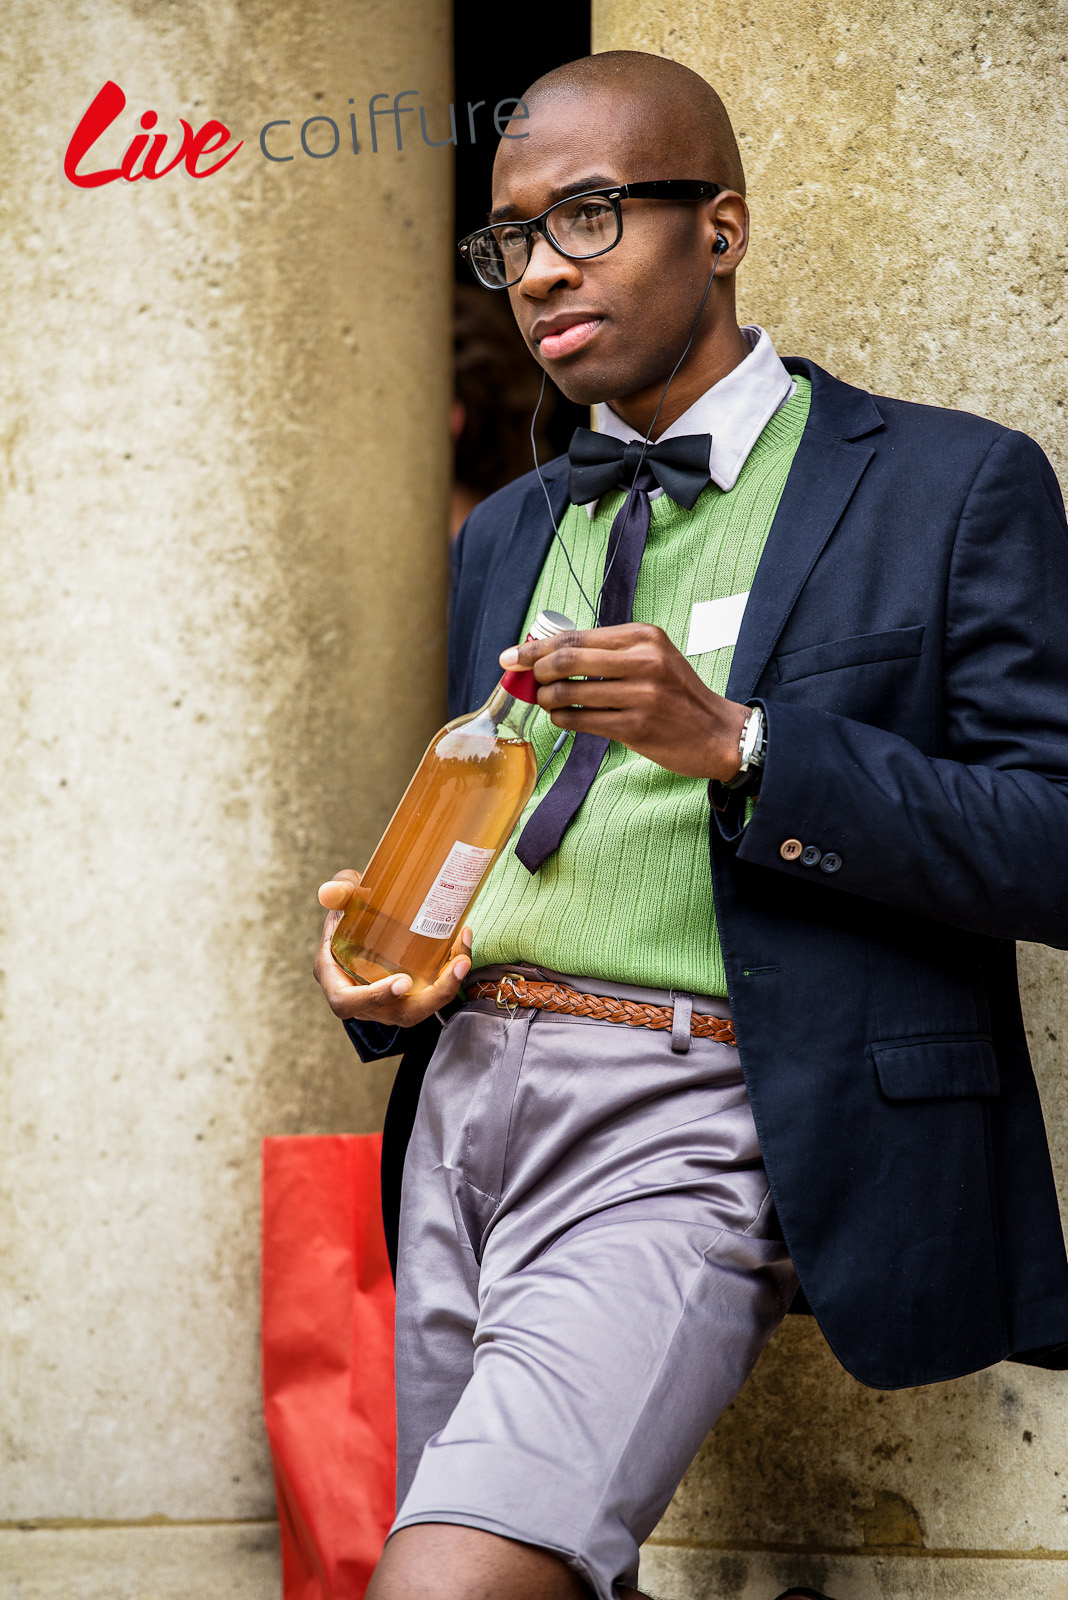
655;1318;1068;1554
592;0;1068;1591
0;1524;280;1599
594;0;1068;451
640;1544;1068;1600
0;0;449;1530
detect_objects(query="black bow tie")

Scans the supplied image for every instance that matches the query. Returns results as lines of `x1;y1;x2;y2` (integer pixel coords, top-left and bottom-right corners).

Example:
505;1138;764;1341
567;426;713;511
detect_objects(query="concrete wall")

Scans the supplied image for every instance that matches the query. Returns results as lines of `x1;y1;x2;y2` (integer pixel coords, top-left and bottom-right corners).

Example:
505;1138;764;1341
0;1;451;1590
591;3;1068;1597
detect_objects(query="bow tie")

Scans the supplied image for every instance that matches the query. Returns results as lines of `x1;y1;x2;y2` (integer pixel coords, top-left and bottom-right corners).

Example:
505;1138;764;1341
567;426;713;511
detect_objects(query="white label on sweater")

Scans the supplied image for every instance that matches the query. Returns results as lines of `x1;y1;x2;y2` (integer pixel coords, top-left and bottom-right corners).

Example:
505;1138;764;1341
410;841;495;940
685;591;750;657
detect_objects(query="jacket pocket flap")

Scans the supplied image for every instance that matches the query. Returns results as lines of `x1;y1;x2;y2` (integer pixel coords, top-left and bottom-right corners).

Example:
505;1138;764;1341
870;1036;999;1099
775;625;925;684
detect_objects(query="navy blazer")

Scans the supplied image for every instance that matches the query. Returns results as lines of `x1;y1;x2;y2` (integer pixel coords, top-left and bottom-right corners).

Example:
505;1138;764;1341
348;357;1068;1389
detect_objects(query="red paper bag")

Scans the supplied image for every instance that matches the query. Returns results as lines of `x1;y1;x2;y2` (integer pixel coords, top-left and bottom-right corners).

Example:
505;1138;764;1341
262;1134;397;1600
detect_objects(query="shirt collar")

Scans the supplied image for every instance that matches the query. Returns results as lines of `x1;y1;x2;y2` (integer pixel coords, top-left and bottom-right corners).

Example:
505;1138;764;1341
585;325;795;516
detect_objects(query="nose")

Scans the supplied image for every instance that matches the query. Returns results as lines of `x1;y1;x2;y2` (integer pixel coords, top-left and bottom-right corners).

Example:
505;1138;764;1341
518;230;584;300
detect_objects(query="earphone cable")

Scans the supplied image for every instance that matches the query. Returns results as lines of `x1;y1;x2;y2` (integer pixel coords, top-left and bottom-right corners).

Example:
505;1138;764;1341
529;236;727;627
524;233;727;783
592;241;725;618
529;371;598;620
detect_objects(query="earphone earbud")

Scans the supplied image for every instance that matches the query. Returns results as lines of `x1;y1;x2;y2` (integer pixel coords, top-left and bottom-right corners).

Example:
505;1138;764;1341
715;232;729;254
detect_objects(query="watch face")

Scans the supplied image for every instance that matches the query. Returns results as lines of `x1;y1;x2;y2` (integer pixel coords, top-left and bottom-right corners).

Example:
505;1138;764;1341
739;707;765;770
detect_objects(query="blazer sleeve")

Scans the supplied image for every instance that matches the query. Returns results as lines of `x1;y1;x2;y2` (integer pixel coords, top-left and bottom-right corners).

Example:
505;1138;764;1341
342;1017;404;1062
715;428;1068;947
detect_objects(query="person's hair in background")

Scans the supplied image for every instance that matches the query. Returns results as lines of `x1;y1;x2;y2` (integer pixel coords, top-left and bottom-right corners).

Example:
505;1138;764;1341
451;284;558;539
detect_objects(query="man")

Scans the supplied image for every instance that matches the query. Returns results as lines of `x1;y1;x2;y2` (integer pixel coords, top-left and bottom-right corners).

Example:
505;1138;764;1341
315;50;1068;1600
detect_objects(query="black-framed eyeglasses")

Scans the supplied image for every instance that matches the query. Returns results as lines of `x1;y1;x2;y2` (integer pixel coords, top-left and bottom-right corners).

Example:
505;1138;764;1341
457;180;726;290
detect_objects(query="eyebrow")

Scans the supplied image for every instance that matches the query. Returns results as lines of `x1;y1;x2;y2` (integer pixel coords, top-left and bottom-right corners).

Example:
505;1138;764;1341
487;174;619;226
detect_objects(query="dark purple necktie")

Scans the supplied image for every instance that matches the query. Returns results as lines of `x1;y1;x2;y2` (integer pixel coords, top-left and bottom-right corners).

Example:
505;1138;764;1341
513;460;662;874
514;430;713;873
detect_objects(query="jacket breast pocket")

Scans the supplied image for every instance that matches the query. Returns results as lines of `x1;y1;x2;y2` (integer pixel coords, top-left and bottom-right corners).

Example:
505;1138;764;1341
774;625;925;685
869;1035;1000;1100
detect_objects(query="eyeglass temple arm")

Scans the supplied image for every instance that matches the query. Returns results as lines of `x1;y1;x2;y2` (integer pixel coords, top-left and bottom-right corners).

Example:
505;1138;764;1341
614;180;726;200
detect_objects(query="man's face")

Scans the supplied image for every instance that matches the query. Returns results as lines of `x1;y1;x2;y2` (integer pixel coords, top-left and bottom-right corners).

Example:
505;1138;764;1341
490;91;720;409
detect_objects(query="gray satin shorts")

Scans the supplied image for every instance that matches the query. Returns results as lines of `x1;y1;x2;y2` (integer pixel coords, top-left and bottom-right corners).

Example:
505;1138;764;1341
391;966;797;1599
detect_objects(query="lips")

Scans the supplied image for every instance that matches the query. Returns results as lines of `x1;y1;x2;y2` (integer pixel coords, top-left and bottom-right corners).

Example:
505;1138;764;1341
534;315;603;361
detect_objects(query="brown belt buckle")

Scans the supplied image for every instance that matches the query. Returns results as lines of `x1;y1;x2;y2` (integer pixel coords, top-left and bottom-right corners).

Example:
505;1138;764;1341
495;972;527;1018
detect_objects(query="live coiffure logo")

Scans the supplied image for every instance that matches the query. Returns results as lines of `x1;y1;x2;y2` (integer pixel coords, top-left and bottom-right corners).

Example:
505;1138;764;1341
63;79;530;187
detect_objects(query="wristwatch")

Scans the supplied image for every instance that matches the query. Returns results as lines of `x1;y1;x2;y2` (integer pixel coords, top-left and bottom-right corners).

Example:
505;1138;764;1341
724;704;766;791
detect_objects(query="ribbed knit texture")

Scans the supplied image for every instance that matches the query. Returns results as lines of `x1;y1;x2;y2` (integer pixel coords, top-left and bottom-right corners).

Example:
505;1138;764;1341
471;376;811;995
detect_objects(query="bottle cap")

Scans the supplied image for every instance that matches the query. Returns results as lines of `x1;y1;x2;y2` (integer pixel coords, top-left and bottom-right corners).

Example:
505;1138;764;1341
530;610;574;640
501;611;575;703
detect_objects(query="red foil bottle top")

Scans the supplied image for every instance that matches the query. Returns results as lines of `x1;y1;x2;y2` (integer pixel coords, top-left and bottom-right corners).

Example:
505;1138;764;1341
500;609;574;705
501;665;539;703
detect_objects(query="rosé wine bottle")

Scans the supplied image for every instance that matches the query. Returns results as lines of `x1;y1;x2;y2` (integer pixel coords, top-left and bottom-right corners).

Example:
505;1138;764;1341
330;610;573;994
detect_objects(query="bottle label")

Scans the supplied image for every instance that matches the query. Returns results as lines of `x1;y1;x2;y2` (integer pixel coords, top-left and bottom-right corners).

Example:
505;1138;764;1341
409;841;496;940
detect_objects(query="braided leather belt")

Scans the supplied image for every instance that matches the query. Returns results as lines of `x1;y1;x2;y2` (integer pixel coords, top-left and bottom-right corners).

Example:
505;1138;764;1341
465;973;737;1046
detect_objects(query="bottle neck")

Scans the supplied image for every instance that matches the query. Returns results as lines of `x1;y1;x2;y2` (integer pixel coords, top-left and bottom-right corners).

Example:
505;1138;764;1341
484;679;537;741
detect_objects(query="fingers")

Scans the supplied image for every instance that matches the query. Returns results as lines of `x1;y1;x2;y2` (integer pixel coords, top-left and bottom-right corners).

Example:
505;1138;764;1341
312;912;417;1015
318;868;364;911
508;630;682;696
371;940;472;1028
413;941;472;1015
317;871;367;962
312;917;475;1028
499;624;665;674
534;646;637;684
537;675;650;712
318;881;353;911
544;706;644;741
317;961;418;1022
319;955;469;1027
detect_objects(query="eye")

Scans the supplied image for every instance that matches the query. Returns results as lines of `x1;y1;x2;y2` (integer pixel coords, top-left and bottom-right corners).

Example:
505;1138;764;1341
572;200;613;222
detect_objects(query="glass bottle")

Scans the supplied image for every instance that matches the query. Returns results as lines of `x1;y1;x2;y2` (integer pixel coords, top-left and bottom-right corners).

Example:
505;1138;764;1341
330;610;574;994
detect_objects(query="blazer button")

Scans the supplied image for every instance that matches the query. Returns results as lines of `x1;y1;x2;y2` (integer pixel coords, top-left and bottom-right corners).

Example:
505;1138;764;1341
780;839;803;861
820;852;843;873
800;845;823;867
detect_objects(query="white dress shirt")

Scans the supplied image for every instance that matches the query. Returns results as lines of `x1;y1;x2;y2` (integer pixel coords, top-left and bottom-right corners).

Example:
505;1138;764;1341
586;324;795;515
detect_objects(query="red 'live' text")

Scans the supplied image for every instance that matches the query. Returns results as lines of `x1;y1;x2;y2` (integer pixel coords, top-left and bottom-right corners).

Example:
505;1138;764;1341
64;81;243;188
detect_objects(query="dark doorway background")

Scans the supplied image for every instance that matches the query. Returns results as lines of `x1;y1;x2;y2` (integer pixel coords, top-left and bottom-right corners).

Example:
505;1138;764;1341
453;0;591;457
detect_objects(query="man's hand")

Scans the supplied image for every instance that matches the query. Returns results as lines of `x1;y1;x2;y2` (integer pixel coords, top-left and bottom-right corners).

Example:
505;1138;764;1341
499;623;749;781
313;869;472;1027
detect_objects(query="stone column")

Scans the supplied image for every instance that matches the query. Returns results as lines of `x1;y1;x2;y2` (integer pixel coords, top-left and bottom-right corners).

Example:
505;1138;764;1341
592;4;1068;1596
0;1;451;1591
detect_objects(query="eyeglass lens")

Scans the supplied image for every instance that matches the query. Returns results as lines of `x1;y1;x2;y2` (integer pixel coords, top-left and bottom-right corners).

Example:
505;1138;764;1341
470;195;621;287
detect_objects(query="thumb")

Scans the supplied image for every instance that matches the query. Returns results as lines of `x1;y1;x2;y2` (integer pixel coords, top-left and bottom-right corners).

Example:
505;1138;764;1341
318;870;363;911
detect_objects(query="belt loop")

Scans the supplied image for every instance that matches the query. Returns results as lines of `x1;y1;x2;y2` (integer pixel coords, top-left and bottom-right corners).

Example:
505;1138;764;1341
670;991;692;1054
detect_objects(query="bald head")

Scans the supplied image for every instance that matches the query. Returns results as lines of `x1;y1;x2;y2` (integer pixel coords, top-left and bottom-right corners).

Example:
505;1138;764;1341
519;51;745;197
487;50;752;425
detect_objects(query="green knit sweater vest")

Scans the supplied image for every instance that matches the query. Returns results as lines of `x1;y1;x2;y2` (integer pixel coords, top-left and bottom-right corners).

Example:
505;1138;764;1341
470;376;811;996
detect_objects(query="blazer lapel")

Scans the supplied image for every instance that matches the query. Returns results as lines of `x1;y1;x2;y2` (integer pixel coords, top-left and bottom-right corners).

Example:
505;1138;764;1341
469;458;570;708
727;359;882;702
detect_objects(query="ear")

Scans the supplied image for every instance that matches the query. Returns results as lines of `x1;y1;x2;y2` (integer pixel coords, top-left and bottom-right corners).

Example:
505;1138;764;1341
702;190;749;273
